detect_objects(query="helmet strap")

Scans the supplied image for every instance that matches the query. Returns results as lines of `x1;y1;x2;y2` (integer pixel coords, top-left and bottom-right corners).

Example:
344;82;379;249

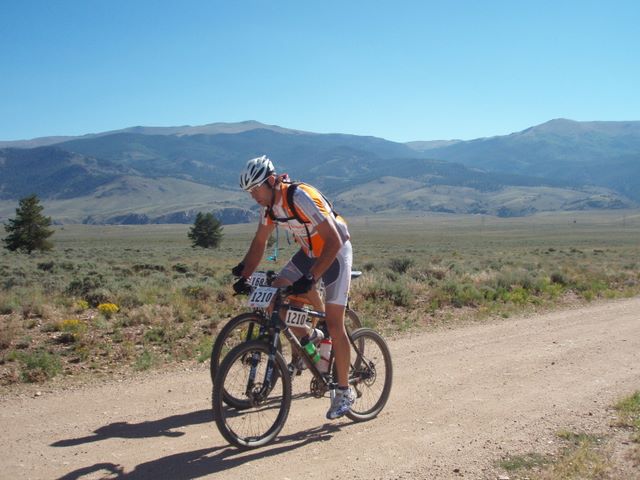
268;175;279;210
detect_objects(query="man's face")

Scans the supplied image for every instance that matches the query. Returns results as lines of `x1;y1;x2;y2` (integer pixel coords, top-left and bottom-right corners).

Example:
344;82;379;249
249;177;273;206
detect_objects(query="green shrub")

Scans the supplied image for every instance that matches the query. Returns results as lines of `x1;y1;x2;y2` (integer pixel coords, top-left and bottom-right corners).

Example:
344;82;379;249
384;270;400;282
362;262;376;272
550;271;568;285
0;293;19;314
541;281;565;299
66;276;104;296
85;288;113;307
494;269;539;291
134;349;158;371
508;287;529;305
144;327;165;344
182;285;213;301
439;282;484;308
480;285;498;301
389;257;414;275
17;349;62;382
0;315;20;349
172;263;190;274
363;279;414;307
196;336;213;363
37;261;55;272
74;300;90;311
498;452;551;472
132;264;166;274
614;391;640;441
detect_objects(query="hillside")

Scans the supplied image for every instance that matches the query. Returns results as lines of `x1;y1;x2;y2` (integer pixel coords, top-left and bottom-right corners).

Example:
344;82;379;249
335;176;626;217
43;176;252;225
0;147;126;199
0;120;309;149
423;119;640;200
0;146;252;224
0;119;638;223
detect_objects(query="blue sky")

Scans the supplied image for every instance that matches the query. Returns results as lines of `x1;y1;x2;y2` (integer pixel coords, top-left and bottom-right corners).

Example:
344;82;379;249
1;1;638;142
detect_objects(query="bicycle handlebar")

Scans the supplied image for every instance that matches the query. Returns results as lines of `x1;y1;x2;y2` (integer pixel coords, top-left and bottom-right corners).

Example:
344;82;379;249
232;268;361;298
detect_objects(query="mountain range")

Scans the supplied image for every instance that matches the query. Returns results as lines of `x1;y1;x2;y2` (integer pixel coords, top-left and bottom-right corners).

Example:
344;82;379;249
0;119;638;224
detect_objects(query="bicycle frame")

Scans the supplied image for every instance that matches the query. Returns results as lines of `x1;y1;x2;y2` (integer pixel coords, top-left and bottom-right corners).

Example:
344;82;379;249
246;290;349;400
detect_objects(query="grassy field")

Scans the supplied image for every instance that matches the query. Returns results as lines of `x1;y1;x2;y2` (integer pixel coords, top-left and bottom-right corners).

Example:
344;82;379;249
496;390;640;479
1;210;639;385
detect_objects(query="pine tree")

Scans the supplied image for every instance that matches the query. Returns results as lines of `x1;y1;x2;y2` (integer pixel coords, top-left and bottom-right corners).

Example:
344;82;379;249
3;194;54;253
188;212;223;248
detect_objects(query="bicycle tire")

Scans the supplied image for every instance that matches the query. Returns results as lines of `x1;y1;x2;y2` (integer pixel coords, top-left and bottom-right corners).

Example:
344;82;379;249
345;328;393;422
212;340;292;449
345;308;362;332
211;312;283;409
210;312;264;384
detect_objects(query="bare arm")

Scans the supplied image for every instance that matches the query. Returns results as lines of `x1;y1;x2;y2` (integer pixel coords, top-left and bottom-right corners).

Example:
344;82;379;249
239;221;275;278
308;216;343;281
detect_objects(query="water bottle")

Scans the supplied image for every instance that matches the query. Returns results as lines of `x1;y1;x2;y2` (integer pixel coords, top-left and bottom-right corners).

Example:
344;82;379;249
301;329;323;364
317;338;332;373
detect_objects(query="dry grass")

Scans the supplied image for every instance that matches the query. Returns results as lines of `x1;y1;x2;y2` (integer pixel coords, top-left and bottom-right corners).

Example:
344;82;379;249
1;211;639;385
497;391;640;479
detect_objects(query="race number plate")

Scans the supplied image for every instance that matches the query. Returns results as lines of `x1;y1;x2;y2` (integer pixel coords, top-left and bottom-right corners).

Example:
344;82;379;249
284;309;309;327
249;271;268;287
247;286;277;308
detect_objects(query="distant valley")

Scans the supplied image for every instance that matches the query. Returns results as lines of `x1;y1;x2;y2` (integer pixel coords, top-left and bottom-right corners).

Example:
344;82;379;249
0;119;638;224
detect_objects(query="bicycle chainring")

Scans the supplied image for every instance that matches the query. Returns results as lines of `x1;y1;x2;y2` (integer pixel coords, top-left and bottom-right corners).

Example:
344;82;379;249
309;376;328;398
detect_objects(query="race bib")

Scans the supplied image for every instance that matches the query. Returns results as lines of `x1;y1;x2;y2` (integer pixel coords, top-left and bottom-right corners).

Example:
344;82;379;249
247;286;278;308
249;271;268;287
284;309;309;327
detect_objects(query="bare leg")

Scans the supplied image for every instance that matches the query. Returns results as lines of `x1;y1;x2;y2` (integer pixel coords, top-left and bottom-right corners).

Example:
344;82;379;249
324;303;349;387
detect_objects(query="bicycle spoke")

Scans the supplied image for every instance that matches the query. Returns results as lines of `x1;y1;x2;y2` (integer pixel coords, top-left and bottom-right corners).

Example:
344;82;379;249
346;329;393;421
213;341;291;448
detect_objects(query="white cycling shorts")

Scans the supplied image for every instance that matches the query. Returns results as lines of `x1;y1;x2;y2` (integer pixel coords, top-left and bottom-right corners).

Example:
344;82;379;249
279;241;353;306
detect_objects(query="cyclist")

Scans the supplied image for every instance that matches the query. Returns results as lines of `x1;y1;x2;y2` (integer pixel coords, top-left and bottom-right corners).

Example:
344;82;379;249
232;155;355;420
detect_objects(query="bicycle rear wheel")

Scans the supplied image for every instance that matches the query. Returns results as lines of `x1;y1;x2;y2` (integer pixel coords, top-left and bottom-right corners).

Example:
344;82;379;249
212;340;292;449
345;328;393;422
211;313;272;409
210;312;264;384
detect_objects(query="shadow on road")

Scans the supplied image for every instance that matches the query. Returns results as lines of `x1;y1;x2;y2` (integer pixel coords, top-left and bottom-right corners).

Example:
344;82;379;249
51;409;213;447
56;422;345;479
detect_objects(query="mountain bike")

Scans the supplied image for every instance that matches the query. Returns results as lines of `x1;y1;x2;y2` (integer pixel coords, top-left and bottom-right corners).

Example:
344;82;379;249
209;270;363;387
212;285;393;449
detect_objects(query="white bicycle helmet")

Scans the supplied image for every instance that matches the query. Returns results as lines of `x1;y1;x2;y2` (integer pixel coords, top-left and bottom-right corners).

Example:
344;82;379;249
239;155;275;191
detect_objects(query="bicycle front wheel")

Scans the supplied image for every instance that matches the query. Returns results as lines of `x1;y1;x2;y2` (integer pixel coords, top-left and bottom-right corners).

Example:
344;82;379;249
212;340;292;449
346;328;393;422
211;312;289;409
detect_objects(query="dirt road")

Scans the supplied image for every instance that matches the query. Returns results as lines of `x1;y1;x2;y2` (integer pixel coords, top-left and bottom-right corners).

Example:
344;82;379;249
2;297;639;480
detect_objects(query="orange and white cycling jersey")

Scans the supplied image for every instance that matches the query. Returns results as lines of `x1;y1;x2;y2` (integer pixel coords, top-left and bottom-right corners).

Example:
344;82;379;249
261;182;350;258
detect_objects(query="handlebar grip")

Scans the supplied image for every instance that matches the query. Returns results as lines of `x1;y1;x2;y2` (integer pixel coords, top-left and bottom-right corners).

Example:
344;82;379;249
281;285;294;296
232;278;252;295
